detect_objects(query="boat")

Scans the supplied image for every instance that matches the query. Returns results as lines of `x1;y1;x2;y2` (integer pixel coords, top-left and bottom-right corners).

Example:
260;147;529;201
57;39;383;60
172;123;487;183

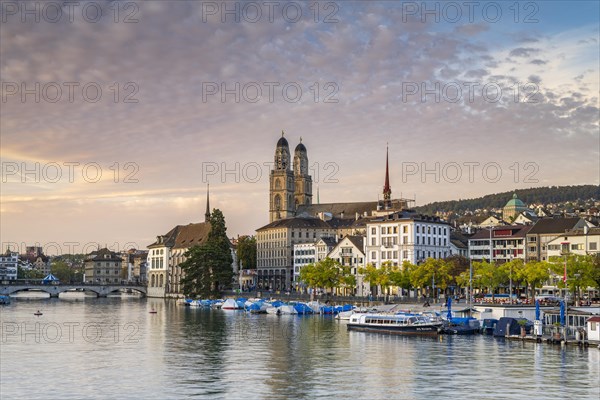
34;310;43;316
347;313;443;335
222;298;242;310
0;295;10;305
441;318;480;335
336;310;354;320
293;303;313;315
176;299;192;306
278;304;298;315
480;318;499;335
149;309;157;314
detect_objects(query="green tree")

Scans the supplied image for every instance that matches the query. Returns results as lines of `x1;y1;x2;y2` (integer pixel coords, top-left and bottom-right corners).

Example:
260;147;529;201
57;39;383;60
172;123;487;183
498;258;525;298
473;260;504;301
517;261;550;300
17;266;44;280
549;254;596;304
358;263;381;296
299;257;343;294
410;258;451;299
180;209;233;298
50;261;75;282
236;235;257;269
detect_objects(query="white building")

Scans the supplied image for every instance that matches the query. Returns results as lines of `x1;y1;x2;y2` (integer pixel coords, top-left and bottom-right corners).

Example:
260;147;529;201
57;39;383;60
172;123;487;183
546;227;600;258
328;235;366;295
365;210;451;267
468;225;531;263
0;250;18;281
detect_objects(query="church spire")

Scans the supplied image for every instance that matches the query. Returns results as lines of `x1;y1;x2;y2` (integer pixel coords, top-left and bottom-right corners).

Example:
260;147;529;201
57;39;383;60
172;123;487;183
205;183;210;222
383;144;391;203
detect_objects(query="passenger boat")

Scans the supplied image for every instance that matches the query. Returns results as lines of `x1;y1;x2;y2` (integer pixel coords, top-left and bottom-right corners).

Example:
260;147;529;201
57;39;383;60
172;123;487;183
347;313;443;335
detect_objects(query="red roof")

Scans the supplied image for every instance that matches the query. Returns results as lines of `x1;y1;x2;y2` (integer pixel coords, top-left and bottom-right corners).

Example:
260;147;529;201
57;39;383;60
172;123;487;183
587;316;600;323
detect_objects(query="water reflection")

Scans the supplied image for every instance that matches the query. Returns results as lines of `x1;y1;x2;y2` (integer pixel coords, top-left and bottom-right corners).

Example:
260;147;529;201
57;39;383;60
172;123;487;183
1;298;598;399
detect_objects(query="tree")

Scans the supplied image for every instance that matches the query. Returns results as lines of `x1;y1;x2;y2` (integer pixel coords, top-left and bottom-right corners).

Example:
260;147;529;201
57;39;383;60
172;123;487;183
299;257;344;294
18;266;44;280
180;209;233;298
549;254;596;304
472;260;504;301
410;258;451;299
517;261;550;300
358;263;381;296
236;235;257;270
51;261;76;282
498;258;525;299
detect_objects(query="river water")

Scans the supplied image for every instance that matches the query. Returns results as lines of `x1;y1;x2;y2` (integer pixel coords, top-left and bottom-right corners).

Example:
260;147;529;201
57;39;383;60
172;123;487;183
1;294;598;399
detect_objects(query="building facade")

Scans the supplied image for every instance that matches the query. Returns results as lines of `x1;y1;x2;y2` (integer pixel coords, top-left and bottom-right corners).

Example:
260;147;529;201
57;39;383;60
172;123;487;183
546;227;600;258
468;225;531;263
84;248;123;284
525;217;588;262
0;250;18;281
365;210;451;267
328;235;366;295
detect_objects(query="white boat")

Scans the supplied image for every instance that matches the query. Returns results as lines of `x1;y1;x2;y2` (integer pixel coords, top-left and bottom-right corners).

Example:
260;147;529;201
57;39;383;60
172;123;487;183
336;310;355;320
347;313;443;336
278;305;298;315
265;306;279;315
306;301;322;313
222;298;242;310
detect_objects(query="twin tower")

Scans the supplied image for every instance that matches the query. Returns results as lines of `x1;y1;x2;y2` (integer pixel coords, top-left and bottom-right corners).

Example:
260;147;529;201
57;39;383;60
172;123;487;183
269;132;313;222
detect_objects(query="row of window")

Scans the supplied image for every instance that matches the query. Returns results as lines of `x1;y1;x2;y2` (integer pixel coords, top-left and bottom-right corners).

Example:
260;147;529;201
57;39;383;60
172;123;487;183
370;225;448;236
370;250;448;260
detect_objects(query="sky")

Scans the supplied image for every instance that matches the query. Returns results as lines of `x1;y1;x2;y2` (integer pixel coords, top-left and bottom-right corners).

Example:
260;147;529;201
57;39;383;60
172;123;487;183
1;0;599;255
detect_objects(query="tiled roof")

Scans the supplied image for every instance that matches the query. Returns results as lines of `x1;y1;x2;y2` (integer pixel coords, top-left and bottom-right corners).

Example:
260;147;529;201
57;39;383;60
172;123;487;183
469;225;532;240
527;217;583;235
257;217;334;231
85;248;122;262
296;199;407;218
346;235;365;253
148;222;213;249
173;222;212;249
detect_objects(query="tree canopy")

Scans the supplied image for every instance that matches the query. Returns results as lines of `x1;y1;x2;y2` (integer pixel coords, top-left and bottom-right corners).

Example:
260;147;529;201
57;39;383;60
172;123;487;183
180;209;233;298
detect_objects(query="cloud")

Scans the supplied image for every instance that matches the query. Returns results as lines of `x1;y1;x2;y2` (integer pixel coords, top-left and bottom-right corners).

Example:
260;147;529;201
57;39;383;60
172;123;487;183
509;47;541;58
1;2;598;247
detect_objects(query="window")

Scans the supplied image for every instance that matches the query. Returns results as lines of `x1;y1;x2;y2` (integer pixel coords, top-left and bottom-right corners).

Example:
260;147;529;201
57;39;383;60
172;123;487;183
403;250;408;259
371;251;377;259
403;225;408;234
590;242;597;250
371;227;376;235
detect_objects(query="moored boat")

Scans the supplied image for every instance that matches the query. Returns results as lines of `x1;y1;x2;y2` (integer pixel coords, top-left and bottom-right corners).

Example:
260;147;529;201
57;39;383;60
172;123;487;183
347;313;443;335
222;298;242;310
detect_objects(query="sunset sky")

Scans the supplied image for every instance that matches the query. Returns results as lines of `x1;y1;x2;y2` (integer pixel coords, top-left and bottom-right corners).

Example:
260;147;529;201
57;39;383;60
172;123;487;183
1;1;599;254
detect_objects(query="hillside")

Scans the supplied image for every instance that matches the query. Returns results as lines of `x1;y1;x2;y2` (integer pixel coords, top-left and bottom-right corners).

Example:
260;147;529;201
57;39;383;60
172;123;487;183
415;185;599;215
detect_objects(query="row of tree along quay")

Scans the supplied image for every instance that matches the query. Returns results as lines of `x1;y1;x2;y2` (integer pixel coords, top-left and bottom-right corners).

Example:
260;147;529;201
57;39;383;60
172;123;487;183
296;254;600;305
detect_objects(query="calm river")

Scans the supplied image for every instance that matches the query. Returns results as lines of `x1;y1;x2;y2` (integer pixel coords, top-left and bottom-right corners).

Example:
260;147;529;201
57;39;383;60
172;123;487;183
1;294;598;399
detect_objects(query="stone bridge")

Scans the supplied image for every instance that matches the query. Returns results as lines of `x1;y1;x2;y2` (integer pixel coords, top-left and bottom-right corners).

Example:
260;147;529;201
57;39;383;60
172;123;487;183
0;284;147;298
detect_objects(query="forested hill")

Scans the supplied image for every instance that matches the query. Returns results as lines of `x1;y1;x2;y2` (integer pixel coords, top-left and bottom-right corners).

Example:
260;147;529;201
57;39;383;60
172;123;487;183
416;185;599;214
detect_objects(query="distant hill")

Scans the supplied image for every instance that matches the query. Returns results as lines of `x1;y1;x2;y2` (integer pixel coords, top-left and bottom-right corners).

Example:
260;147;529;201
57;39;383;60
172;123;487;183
416;185;599;215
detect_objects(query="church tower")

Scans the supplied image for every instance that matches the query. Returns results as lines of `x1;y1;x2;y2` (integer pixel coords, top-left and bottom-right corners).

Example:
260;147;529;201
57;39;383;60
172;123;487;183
269;131;295;222
293;137;312;209
383;144;392;209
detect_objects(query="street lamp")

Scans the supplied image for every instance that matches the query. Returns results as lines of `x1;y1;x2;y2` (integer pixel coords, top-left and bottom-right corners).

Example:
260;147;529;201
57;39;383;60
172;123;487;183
468;257;473;307
509;255;513;304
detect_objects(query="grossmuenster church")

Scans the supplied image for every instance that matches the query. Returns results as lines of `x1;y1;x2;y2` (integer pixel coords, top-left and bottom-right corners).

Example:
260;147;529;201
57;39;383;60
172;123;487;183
257;132;413;291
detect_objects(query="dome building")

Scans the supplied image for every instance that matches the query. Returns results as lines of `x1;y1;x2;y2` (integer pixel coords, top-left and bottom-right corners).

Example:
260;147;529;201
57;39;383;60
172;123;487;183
503;193;529;222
